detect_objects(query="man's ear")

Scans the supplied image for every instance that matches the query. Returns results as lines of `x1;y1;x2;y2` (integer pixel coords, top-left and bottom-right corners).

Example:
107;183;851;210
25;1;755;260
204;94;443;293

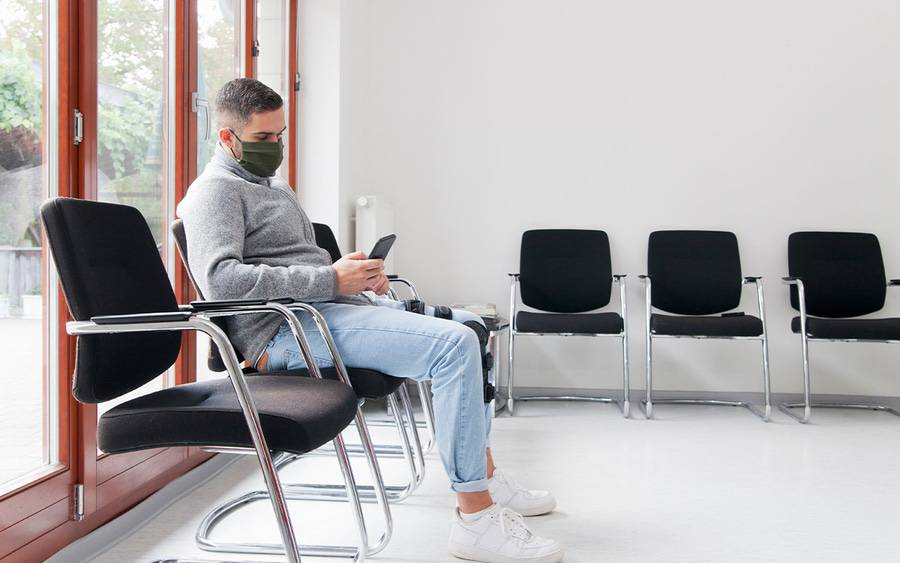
218;127;233;145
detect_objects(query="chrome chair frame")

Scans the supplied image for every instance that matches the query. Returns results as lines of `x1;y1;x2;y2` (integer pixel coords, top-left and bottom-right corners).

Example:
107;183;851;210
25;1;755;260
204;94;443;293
189;301;439;559
640;275;772;421
69;306;377;563
506;273;631;418
780;277;900;423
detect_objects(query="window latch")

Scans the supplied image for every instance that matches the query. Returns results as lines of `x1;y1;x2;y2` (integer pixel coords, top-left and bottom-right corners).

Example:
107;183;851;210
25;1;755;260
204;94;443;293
73;110;84;146
192;93;211;141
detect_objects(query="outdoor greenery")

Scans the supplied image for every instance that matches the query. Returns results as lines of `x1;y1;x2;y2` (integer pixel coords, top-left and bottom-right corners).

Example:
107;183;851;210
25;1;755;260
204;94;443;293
1;0;239;249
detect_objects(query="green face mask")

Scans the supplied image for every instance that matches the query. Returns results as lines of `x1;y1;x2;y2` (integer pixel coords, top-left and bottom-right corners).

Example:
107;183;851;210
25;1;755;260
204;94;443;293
228;129;284;177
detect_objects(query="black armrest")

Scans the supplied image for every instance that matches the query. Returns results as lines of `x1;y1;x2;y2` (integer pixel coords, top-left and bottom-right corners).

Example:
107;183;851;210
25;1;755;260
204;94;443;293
189;298;267;310
782;276;800;284
508;273;519;277
188;297;297;311
889;279;900;286
743;276;762;282
387;274;399;280
613;273;627;279
91;311;193;325
638;274;650;280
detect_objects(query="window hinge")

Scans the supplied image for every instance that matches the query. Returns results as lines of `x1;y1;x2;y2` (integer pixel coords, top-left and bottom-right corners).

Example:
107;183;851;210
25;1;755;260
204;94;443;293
73;483;85;521
294;72;301;92
251;39;260;57
73;110;84;145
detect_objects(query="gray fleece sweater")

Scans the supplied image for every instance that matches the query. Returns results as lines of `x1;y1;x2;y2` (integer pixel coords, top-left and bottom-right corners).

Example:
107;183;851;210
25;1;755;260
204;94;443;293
177;146;369;364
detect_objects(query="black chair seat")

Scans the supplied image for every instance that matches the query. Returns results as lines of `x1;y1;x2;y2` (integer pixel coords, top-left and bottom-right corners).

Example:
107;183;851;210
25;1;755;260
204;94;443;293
791;316;900;341
98;376;358;455
260;367;405;400
651;313;763;337
516;311;623;334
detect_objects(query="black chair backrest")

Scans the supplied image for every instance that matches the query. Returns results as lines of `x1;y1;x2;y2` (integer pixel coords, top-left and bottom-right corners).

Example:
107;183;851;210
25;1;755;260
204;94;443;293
519;229;612;313
170;219;245;371
313;222;342;264
41;198;182;403
171;218;205;299
788;231;886;318
648;230;743;315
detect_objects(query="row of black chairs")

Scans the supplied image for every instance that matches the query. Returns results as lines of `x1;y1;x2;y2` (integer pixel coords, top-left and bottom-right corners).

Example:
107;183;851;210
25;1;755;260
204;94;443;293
507;229;900;424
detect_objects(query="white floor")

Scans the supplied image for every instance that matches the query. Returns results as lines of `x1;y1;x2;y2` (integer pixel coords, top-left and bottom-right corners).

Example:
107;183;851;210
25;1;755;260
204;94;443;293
86;401;900;563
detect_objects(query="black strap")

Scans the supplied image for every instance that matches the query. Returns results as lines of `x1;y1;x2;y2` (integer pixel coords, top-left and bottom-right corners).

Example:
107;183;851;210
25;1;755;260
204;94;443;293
403;299;426;315
463;320;495;404
433;304;453;319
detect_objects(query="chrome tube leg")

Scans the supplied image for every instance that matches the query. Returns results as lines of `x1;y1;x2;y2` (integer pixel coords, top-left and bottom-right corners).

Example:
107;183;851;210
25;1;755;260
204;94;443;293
203;320;303;563
388;392;417;501
619;277;631;418
507;331;516;416
507;275;518;416
350;410;392;555
760;336;772;422
332;434;367;561
799;330;812;423
398;384;426;488
643;278;654;419
416;381;437;453
756;281;772;422
289;303;393;552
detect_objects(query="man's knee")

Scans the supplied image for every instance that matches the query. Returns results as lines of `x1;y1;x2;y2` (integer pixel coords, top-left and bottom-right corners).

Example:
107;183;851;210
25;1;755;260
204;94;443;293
442;321;481;358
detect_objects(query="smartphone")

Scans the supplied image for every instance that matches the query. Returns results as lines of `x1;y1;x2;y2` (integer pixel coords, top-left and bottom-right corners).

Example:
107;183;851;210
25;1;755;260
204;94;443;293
368;234;397;261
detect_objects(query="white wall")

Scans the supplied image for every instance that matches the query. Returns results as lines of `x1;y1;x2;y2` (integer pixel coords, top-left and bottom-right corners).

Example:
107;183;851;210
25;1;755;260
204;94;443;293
309;0;900;395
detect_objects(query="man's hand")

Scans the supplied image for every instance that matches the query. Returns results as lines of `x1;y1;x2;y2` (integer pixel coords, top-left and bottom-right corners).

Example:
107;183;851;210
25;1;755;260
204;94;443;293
333;251;384;295
368;273;391;295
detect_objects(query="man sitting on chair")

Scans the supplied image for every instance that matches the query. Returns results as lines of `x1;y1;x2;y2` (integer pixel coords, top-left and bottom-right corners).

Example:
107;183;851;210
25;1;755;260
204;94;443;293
177;78;563;563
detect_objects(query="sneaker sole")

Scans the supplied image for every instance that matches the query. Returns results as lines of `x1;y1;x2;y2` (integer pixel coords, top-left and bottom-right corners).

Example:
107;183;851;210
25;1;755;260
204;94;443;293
507;498;558;517
449;545;565;563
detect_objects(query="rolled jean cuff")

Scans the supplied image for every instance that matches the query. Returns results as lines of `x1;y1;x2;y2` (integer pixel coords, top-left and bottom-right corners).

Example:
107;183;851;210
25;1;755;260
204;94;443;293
451;478;489;493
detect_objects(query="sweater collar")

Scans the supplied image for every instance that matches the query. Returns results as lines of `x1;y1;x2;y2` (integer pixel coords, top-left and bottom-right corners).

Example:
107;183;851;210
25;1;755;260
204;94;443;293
213;143;270;185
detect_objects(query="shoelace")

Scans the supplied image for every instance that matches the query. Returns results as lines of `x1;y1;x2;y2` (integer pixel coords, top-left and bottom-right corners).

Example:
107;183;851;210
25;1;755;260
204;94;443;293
498;507;534;542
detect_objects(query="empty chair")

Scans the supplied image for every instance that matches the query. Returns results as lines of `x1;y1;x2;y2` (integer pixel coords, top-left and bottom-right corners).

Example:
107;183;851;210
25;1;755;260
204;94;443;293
41;198;366;562
507;229;631;417
781;231;900;423
640;230;771;421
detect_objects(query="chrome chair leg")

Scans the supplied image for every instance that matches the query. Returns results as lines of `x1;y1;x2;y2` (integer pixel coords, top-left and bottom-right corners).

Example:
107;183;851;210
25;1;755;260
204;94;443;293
195;445;366;560
264;392;422;504
416;381;437;453
644;327;653;419
195;415;394;559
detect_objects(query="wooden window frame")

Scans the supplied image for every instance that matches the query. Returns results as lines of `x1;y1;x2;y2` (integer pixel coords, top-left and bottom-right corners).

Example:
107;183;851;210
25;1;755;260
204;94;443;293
0;0;267;558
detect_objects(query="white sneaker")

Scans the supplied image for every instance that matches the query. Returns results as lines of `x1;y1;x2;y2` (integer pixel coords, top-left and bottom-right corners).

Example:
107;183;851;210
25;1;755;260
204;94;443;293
449;505;565;563
489;469;557;517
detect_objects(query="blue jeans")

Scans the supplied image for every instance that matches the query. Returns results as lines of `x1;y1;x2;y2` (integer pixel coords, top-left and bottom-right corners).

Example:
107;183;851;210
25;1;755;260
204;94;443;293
264;298;492;493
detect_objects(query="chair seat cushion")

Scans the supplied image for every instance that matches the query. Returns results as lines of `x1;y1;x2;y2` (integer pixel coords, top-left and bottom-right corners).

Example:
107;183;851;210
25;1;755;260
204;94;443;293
261;367;405;400
97;376;358;455
516;311;623;334
651;313;763;337
791;316;900;341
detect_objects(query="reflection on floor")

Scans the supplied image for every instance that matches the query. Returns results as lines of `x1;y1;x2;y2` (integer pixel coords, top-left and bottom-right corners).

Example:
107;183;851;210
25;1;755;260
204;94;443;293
89;401;900;562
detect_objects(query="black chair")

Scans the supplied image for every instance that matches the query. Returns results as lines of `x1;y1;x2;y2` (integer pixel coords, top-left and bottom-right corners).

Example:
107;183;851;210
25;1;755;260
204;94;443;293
640;230;771;421
782;232;900;423
171;218;424;555
41;198;367;562
507;229;631;417
312;222;436;444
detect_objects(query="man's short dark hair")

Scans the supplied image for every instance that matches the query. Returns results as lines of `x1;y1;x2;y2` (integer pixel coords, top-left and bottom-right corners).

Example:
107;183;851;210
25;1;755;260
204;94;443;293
215;78;283;130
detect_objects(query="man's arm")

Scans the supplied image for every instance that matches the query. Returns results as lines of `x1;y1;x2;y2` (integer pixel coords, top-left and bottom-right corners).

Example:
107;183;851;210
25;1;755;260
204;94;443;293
182;186;337;302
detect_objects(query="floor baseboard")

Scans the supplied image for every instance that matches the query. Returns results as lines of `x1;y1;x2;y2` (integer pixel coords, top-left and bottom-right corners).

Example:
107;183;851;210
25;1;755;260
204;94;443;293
45;453;239;563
